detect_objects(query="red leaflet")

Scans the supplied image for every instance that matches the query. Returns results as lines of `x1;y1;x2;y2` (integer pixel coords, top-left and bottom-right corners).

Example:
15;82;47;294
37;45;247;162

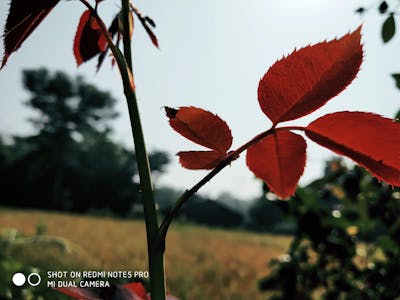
258;26;363;125
246;131;307;199
55;287;97;299
166;107;232;170
56;283;180;299
1;0;59;68
123;282;148;299
55;282;149;300
305;112;400;186
166;107;232;153
74;10;108;66
178;151;224;170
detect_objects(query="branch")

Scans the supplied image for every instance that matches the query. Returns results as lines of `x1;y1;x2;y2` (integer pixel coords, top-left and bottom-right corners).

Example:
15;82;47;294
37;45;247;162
154;128;267;251
154;125;308;251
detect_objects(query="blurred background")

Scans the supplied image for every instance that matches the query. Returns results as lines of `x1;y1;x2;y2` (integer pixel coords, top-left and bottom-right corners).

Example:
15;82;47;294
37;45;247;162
0;0;399;299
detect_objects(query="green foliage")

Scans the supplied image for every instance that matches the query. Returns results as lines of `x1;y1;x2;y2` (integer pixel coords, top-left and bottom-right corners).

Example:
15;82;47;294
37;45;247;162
0;229;71;300
35;221;47;236
382;14;396;43
356;2;397;44
392;74;400;90
396;109;400;121
259;158;400;299
379;1;388;14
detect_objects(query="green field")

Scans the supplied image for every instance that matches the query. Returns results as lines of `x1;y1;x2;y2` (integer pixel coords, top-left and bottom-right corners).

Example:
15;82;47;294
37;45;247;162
0;209;292;299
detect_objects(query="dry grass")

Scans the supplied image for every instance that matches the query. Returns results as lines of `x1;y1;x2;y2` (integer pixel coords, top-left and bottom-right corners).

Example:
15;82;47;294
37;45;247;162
0;208;291;300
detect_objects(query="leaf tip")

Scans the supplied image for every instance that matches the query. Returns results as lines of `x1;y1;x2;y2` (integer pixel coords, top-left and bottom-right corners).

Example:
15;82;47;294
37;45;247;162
75;59;83;67
0;58;7;70
347;24;363;47
1;48;8;69
355;24;363;34
74;50;83;66
164;106;178;118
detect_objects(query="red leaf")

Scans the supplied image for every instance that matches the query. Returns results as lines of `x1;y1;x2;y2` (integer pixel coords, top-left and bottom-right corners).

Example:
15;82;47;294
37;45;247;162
139;19;158;48
305;112;400;186
165;107;232;154
73;10;108;66
258;26;363;125
55;282;150;300
131;4;159;48
1;0;59;68
246;131;307;199
178;151;224;169
55;287;99;299
122;282;148;299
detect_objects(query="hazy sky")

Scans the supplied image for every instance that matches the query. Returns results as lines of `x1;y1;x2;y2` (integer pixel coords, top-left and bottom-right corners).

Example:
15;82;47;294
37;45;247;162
0;0;398;200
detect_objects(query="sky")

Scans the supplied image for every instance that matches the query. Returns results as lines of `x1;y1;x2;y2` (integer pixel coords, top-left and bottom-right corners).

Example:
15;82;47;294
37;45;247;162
0;0;398;200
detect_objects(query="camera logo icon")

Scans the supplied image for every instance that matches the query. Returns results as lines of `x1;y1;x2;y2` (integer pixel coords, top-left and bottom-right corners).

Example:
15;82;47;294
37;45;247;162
12;272;41;287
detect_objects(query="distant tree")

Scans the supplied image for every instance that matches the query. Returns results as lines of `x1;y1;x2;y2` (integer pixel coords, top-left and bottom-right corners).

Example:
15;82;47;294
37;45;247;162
0;136;12;168
0;69;169;215
247;193;284;231
23;68;117;138
149;150;170;175
180;195;243;228
154;187;183;216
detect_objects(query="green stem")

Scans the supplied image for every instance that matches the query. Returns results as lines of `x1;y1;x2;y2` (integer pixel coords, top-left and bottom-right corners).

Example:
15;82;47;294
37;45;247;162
78;1;166;298
121;1;133;69
120;1;165;299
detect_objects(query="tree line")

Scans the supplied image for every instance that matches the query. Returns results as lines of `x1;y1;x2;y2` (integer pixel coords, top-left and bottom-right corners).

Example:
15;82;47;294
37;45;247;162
0;69;169;216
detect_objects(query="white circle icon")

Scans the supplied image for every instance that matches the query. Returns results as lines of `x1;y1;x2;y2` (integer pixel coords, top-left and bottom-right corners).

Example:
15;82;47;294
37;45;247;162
12;273;26;286
27;273;41;287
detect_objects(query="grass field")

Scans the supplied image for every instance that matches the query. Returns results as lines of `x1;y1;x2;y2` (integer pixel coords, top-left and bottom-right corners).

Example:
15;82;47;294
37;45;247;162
0;209;292;299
